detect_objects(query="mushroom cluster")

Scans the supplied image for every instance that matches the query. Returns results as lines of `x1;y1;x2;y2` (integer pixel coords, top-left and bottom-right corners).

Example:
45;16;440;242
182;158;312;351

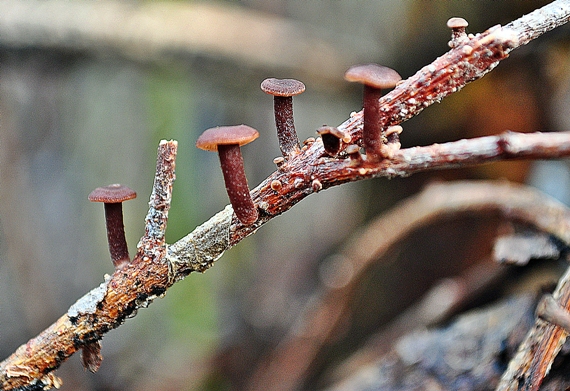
195;63;406;224
194;78;308;226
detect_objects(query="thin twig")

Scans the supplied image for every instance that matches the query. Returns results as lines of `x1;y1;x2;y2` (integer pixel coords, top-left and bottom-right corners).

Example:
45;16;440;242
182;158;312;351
2;1;570;388
505;0;570;46
0;141;177;390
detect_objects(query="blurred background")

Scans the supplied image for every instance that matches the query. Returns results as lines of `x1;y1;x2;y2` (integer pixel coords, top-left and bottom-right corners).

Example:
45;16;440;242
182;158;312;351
1;0;569;390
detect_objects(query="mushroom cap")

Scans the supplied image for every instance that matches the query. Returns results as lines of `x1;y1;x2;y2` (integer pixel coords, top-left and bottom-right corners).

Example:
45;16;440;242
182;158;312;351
447;17;468;29
196;124;259;151
317;126;345;139
344;63;402;89
88;184;136;203
260;78;306;97
345;144;361;155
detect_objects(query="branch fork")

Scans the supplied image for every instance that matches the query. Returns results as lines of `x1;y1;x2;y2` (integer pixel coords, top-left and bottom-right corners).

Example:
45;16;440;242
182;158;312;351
3;1;570;389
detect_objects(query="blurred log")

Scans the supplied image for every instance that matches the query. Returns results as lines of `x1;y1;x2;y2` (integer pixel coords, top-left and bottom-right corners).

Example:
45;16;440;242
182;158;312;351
0;0;348;83
327;295;538;391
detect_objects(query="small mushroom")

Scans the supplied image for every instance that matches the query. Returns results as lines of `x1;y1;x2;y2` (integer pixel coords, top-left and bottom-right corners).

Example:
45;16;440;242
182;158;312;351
261;78;306;157
270;180;282;191
447;17;469;48
344;64;402;161
317;126;345;157
345;144;363;166
381;125;403;158
88;184;137;269
196;125;259;225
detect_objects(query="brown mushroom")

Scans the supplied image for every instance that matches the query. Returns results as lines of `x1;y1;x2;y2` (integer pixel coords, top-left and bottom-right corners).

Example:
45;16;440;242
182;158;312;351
261;78;306;157
196;125;259;225
345;144;363;166
447;17;469;48
317;126;345;157
344;64;401;161
88;184;137;269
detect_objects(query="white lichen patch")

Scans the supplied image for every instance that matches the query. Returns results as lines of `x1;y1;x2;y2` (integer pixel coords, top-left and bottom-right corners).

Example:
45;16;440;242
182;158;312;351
68;274;111;318
166;205;232;281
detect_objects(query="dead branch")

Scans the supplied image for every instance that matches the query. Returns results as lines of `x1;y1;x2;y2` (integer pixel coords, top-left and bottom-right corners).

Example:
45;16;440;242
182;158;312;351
246;180;570;391
2;1;570;389
0;141;176;390
330;294;538;391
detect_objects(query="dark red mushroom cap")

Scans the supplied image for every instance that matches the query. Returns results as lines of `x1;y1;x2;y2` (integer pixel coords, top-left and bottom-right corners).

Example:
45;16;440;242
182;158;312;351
260;78;306;97
447;17;468;29
196;125;259;151
88;184;137;203
344;64;402;89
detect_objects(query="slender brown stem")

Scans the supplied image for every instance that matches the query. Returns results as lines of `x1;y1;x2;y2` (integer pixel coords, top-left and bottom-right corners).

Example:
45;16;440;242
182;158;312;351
103;203;129;269
218;144;258;225
273;96;300;156
362;85;383;159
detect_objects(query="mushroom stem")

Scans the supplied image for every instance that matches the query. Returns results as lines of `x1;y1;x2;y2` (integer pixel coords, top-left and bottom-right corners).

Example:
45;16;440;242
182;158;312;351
218;144;258;225
363;85;383;160
273;96;300;156
103;203;130;269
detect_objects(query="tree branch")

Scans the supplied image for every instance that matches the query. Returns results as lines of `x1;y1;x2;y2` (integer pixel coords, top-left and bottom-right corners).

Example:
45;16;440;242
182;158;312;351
0;140;177;390
2;1;570;389
170;129;570;275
